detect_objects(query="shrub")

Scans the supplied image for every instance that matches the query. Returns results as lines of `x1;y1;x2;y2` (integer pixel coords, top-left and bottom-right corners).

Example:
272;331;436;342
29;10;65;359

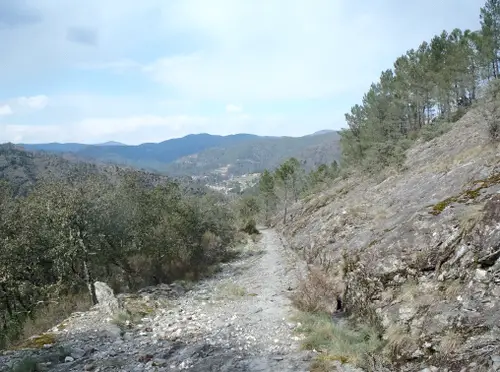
291;266;340;314
240;219;259;235
293;312;384;369
483;79;500;142
420;120;453;142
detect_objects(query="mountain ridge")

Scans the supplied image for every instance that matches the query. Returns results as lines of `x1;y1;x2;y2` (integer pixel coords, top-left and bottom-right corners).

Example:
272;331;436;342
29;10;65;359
17;131;341;177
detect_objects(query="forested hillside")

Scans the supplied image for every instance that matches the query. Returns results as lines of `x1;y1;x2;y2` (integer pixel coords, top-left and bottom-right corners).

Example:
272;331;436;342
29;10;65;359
0;145;237;349
20;131;341;178
163;132;341;177
340;1;500;172
248;1;500;217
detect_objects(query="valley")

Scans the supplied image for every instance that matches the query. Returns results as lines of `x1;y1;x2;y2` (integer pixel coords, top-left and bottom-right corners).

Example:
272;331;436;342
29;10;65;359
18;131;341;179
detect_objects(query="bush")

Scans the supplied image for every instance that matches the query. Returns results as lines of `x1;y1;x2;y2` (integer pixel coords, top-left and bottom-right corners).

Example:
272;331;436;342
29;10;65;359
0;170;237;348
420;120;453;142
483;79;500;142
291;266;340;314
240;219;259;235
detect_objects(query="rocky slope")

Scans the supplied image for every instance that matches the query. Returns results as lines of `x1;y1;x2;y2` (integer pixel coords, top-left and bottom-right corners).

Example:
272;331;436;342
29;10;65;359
277;108;500;370
0;230;315;372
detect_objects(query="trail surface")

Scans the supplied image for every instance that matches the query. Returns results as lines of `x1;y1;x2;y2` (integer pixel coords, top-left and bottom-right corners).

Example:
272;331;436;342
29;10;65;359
1;228;313;371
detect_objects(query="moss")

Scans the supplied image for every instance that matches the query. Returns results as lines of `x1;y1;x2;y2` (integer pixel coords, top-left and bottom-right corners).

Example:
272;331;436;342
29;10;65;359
16;333;57;349
431;197;458;215
430;172;500;215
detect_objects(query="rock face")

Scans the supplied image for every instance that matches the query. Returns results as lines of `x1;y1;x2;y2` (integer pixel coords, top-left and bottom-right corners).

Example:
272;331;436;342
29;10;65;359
94;281;121;315
277;109;500;371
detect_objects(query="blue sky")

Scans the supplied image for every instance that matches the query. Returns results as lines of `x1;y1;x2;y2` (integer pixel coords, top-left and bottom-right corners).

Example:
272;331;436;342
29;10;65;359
0;0;485;145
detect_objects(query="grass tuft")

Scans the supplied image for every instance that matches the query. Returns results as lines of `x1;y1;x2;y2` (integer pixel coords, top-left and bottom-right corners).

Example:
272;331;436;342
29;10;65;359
293;312;384;369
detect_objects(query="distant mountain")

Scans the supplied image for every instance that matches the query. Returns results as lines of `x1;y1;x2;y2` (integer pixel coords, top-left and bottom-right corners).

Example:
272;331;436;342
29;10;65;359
21;142;90;153
16;131;341;178
96;141;125;146
308;129;336;136
163;132;341;177
20;133;261;170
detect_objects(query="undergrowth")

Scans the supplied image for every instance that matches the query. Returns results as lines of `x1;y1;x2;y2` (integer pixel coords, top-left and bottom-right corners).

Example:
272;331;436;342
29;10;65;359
293;312;384;370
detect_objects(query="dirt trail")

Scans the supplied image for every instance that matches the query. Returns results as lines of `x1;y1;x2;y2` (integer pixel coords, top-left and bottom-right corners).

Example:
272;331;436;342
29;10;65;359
1;228;313;371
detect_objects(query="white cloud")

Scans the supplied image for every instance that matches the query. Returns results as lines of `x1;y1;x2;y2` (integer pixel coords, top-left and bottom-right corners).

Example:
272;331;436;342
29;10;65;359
143;1;384;101
76;59;141;74
17;95;49;110
225;104;243;113
0;105;13;116
1;110;335;144
0;0;486;144
1;115;213;145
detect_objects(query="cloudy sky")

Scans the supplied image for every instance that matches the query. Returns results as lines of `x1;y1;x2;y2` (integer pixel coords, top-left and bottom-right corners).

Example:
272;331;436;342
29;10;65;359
0;0;485;144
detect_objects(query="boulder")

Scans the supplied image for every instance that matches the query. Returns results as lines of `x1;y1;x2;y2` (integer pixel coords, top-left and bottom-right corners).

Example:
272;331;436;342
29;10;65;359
94;281;120;315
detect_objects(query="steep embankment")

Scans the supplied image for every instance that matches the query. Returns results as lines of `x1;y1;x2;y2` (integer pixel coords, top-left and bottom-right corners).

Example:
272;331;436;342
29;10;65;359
0;230;313;372
278;109;500;371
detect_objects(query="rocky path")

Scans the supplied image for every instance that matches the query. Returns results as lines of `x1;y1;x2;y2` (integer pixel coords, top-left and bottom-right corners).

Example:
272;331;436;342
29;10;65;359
1;228;313;371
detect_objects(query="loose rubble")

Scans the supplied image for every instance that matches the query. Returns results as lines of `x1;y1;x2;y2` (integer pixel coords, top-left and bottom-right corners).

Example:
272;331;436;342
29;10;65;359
0;229;313;372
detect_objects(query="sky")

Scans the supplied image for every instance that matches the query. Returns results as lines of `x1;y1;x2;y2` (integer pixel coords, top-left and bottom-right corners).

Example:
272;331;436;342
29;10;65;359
0;0;486;145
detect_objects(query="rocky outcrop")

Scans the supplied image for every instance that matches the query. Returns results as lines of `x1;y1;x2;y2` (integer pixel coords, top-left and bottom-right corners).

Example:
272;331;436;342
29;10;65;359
278;109;500;371
94;281;121;315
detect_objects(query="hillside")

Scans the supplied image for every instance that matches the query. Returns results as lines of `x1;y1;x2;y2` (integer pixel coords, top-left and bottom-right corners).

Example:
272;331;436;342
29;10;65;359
164;131;341;177
0;144;207;197
18;131;341;177
276;106;500;370
19;134;262;172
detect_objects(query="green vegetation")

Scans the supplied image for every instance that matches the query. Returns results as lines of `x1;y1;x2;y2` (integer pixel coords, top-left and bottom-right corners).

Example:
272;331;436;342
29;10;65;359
163;132;341;177
258;169;277;224
293;312;383;370
339;0;500;173
0;146;237;349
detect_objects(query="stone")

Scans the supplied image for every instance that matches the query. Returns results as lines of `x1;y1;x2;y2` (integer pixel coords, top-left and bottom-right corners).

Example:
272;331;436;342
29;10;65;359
64;356;75;363
94;281;120;315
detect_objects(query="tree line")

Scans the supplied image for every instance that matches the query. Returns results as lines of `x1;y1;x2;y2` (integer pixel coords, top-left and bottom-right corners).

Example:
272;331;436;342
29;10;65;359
340;0;500;172
248;1;500;223
0;160;236;348
239;158;341;226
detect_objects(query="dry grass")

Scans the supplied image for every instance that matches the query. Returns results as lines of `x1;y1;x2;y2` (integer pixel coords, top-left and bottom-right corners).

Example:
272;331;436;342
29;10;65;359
8;291;91;349
443;280;464;300
457;204;485;234
383;324;418;360
293;312;384;369
291;266;341;314
215;282;248;299
438;330;463;358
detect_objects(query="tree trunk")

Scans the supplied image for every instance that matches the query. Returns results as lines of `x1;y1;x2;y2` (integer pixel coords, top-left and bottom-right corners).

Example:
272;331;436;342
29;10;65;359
292;178;298;203
283;186;288;225
83;260;98;305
